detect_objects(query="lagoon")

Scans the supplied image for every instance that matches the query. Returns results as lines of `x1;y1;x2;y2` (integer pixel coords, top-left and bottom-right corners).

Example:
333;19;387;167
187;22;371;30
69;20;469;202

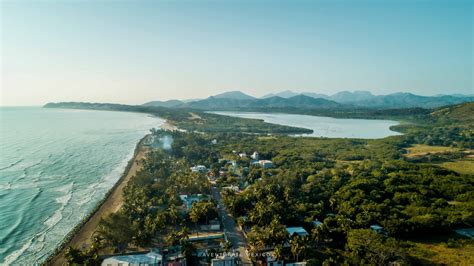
212;111;401;139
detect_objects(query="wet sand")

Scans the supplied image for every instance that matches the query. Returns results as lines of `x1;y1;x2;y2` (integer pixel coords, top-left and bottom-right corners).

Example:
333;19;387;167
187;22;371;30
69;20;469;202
48;138;148;266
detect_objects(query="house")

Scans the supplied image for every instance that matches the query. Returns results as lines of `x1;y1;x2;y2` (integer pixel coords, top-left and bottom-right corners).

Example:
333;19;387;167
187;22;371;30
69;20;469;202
211;255;236;266
180;194;204;210
190;165;207;173
252;160;273;168
211;139;217;145
312;219;323;228
222;185;239;192
251;160;273;169
200;218;221;231
101;251;162;266
239;152;247;158
251;151;259;160
455;228;474;238
370;224;385;234
266;255;284;266
286;227;309;237
286;262;307;266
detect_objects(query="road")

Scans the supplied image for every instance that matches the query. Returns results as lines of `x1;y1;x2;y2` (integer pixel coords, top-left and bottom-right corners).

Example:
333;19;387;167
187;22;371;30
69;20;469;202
211;187;252;265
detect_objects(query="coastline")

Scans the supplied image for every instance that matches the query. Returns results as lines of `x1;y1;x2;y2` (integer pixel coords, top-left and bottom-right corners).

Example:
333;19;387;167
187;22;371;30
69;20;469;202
160;119;178;131
44;135;149;266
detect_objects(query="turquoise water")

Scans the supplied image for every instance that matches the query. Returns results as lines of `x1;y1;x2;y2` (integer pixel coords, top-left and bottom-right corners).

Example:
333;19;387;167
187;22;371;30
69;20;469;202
0;107;163;264
212;111;401;139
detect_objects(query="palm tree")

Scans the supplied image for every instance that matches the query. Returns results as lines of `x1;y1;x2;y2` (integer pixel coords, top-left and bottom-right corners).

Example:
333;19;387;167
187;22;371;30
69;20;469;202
290;235;308;262
273;244;283;261
223;240;233;252
178;226;190;241
166;231;180;246
181;241;196;260
167;204;179;224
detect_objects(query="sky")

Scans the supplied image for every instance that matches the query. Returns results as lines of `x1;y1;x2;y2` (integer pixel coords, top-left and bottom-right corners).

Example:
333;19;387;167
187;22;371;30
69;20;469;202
1;0;472;106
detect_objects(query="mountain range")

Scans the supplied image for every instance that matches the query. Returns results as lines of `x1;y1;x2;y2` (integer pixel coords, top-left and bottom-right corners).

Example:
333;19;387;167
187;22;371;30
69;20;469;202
143;90;473;109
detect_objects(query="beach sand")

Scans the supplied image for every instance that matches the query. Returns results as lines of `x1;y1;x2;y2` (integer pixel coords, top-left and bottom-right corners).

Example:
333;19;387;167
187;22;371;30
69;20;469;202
49;139;148;266
160;120;178;131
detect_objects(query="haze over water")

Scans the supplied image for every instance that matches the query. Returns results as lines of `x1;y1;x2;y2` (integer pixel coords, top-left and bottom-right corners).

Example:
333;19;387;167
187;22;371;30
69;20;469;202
0;107;162;264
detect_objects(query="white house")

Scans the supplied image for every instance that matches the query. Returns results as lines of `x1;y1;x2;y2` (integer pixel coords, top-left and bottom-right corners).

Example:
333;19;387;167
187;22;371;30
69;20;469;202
251;151;259;160
180;194;204;210
101;251;162;266
251;160;273;169
211;254;236;266
239;152;247;158
222;185;239;192
191;165;207;173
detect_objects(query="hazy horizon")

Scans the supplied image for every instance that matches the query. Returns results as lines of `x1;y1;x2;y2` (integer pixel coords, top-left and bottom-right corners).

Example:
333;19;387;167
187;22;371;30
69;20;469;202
1;0;473;106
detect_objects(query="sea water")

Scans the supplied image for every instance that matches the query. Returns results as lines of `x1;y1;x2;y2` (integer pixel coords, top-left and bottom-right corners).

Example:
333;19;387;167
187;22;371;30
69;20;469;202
0;107;163;264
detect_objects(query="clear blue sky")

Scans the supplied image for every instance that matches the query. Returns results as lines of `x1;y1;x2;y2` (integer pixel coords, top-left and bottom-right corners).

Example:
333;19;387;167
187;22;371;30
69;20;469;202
1;0;472;105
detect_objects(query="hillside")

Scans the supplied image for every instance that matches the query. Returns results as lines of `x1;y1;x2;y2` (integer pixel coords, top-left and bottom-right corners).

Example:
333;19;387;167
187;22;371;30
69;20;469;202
431;102;474;124
184;95;340;109
351;93;473;108
212;90;256;100
144;90;473;110
143;99;184;108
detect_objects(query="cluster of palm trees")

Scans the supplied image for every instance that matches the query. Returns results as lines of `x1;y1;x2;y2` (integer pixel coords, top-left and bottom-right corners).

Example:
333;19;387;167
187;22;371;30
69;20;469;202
165;227;195;259
246;218;311;263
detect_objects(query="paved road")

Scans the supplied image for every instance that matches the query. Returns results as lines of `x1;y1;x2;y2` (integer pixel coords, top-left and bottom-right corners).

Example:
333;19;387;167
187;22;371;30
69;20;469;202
211;187;252;265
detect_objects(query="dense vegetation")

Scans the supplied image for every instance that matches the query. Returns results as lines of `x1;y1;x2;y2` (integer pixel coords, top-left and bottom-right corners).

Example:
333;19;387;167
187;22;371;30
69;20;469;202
57;102;473;265
44;102;312;134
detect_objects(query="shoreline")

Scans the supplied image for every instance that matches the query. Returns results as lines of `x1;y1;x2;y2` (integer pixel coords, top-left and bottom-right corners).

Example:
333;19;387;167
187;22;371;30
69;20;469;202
44;135;149;266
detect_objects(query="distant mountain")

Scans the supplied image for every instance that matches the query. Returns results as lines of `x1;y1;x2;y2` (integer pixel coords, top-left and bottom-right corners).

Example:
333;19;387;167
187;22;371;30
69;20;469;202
141;90;473;110
352;92;474;108
184;97;256;109
329;90;375;103
143;99;184;108
262;90;300;99
184;94;340;109
273;95;340;108
301;92;329;99
212;91;256;100
261;90;377;103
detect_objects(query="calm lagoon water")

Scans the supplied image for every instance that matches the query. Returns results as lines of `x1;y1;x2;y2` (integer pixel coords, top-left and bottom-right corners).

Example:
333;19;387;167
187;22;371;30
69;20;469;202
0;107;163;264
212;111;401;139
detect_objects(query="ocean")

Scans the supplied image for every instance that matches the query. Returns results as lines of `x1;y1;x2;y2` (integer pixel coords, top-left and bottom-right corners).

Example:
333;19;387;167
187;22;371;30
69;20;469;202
0;107;163;264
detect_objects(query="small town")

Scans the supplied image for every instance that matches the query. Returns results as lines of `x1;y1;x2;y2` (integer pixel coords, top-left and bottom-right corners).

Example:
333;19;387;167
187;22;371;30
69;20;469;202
95;132;390;266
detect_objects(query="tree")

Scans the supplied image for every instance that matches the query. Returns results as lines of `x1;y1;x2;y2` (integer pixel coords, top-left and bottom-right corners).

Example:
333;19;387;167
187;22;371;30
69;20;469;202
189;200;218;225
96;212;136;252
346;229;406;265
273;244;283;261
290;235;308;262
64;247;84;265
223;240;233;252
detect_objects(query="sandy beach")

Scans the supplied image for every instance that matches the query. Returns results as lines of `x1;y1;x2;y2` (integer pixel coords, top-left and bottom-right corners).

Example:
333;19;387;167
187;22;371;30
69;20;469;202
160;120;178;131
48;138;148;266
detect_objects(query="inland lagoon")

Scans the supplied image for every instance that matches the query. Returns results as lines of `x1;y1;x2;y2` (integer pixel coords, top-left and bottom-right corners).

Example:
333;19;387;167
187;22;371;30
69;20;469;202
212;111;401;139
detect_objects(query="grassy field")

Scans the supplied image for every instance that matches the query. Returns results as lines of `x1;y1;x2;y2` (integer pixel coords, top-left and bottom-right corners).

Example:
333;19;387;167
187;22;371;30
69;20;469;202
404;144;460;157
407;236;474;266
440;159;474;175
